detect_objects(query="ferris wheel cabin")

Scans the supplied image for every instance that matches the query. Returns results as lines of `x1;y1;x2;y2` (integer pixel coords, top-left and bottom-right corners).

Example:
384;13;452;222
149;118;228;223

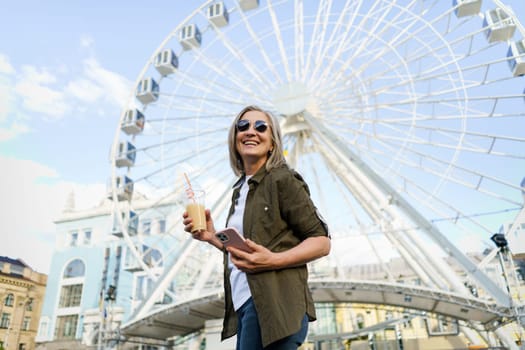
208;2;229;27
483;8;516;43
239;0;259;11
112;210;138;238
121;109;145;135
107;175;134;201
453;0;481;18
180;24;202;50
154;49;178;76
115;141;136;168
136;77;159;105
507;40;525;76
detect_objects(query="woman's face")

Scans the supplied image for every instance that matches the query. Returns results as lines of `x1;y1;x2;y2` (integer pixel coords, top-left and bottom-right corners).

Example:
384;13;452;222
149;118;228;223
235;110;274;168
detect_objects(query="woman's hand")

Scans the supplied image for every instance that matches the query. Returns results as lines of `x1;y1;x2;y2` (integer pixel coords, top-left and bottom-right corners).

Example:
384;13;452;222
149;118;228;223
182;209;224;251
228;240;277;273
229;236;330;273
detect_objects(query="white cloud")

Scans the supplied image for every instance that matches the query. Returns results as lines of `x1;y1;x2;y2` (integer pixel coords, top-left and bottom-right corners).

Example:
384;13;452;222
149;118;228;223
15;65;70;118
82;58;132;107
0;121;31;141
0;77;15;122
0;155;105;273
6;54;131;123
66;78;104;103
0;54;15;75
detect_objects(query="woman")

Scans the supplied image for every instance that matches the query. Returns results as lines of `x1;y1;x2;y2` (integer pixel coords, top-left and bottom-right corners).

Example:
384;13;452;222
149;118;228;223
183;105;331;349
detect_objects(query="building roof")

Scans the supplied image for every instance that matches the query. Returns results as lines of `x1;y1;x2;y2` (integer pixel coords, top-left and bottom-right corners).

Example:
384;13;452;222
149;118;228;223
0;256;28;268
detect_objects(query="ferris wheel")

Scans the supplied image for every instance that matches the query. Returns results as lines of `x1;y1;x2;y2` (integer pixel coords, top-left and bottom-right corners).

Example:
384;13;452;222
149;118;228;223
109;0;525;331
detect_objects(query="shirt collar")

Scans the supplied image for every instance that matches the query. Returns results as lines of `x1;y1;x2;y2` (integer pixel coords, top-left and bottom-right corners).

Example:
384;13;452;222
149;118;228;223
232;166;268;189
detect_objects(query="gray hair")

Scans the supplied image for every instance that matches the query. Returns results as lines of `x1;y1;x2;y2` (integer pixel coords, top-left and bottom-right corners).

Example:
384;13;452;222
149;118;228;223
228;105;286;176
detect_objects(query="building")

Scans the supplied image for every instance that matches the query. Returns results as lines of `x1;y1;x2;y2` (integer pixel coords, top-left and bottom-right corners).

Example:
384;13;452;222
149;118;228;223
35;194;179;350
0;257;47;350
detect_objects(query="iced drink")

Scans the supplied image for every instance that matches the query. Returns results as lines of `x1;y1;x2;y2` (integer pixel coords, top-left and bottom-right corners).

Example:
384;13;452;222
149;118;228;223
186;189;206;232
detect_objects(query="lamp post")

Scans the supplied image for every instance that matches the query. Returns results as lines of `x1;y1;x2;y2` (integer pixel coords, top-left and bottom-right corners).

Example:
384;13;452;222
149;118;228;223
490;233;525;348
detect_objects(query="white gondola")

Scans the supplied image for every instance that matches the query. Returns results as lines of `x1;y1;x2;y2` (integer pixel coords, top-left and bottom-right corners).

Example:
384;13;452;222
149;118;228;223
453;0;481;18
180;24;202;50
121;109;145;135
115;141;136;168
208;2;229;27
107;175;134;201
483;8;516;43
154;49;178;76
507;40;525;77
112;210;138;238
239;0;259;11
136;77;159;105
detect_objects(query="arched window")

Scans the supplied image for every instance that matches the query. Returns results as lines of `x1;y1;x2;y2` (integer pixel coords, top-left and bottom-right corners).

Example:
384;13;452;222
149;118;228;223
63;259;85;278
56;259;86;340
4;294;14;307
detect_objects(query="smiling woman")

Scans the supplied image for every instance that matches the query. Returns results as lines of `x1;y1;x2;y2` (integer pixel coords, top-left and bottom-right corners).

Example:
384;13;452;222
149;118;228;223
182;105;330;349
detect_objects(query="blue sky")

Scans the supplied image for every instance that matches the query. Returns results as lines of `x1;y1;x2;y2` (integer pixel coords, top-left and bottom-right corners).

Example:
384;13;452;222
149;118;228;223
0;1;198;273
1;1;524;274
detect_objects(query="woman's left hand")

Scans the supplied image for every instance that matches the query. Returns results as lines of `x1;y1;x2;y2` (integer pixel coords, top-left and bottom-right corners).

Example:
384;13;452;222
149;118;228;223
228;236;330;273
227;240;278;273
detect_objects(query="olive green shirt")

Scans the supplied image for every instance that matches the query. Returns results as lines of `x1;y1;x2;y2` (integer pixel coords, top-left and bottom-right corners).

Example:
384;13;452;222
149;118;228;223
221;165;330;347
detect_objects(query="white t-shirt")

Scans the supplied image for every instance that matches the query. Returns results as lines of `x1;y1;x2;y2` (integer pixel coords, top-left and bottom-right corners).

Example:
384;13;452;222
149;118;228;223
228;176;252;311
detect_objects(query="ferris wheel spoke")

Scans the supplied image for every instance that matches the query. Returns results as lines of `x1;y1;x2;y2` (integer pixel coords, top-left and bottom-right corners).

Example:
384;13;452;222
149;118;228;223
311;1;405;91
169;69;262;103
197;13;276;89
266;0;293;82
293;0;304;81
234;0;284;84
183;47;273;100
307;0;364;87
348;130;524;208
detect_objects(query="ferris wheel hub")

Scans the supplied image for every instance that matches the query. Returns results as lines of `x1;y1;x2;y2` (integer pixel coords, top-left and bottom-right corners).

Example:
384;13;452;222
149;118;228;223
272;81;310;116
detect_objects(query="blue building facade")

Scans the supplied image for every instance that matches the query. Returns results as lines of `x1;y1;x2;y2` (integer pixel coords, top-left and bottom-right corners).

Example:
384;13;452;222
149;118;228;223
35;198;180;350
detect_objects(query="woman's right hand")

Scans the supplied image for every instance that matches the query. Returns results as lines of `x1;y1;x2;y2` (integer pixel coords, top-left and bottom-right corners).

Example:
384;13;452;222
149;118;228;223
182;208;216;243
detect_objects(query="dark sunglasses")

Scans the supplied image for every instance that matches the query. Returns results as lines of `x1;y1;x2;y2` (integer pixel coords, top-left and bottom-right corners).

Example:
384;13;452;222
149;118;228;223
236;119;269;133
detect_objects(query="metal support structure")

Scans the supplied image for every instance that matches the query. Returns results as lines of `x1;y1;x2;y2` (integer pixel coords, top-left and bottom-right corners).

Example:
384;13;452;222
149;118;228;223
303;111;511;307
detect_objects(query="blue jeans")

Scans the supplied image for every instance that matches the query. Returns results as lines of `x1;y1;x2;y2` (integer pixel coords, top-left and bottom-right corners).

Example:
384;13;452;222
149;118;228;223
236;297;309;350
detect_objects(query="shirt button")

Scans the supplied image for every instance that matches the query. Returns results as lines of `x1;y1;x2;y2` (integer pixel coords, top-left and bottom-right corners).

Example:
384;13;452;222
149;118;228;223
264;206;268;211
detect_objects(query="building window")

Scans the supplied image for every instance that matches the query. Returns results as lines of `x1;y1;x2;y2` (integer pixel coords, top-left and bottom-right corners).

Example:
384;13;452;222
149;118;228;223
4;294;14;307
10;264;24;275
19;344;26;350
63;259;85;278
26;298;33;311
0;313;10;328
83;229;92;245
37;318;49;338
158;218;166;234
70;231;78;246
55;315;78;340
59;284;83;308
142;219;151;235
22;316;30;331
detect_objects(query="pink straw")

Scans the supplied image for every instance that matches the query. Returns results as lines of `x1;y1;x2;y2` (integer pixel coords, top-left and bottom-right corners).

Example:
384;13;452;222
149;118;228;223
183;173;195;201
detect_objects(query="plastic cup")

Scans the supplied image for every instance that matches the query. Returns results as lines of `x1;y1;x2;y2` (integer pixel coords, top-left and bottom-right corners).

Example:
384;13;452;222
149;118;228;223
185;189;206;232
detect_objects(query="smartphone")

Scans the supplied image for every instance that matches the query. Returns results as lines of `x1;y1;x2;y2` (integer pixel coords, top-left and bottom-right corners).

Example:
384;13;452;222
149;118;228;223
215;227;252;252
